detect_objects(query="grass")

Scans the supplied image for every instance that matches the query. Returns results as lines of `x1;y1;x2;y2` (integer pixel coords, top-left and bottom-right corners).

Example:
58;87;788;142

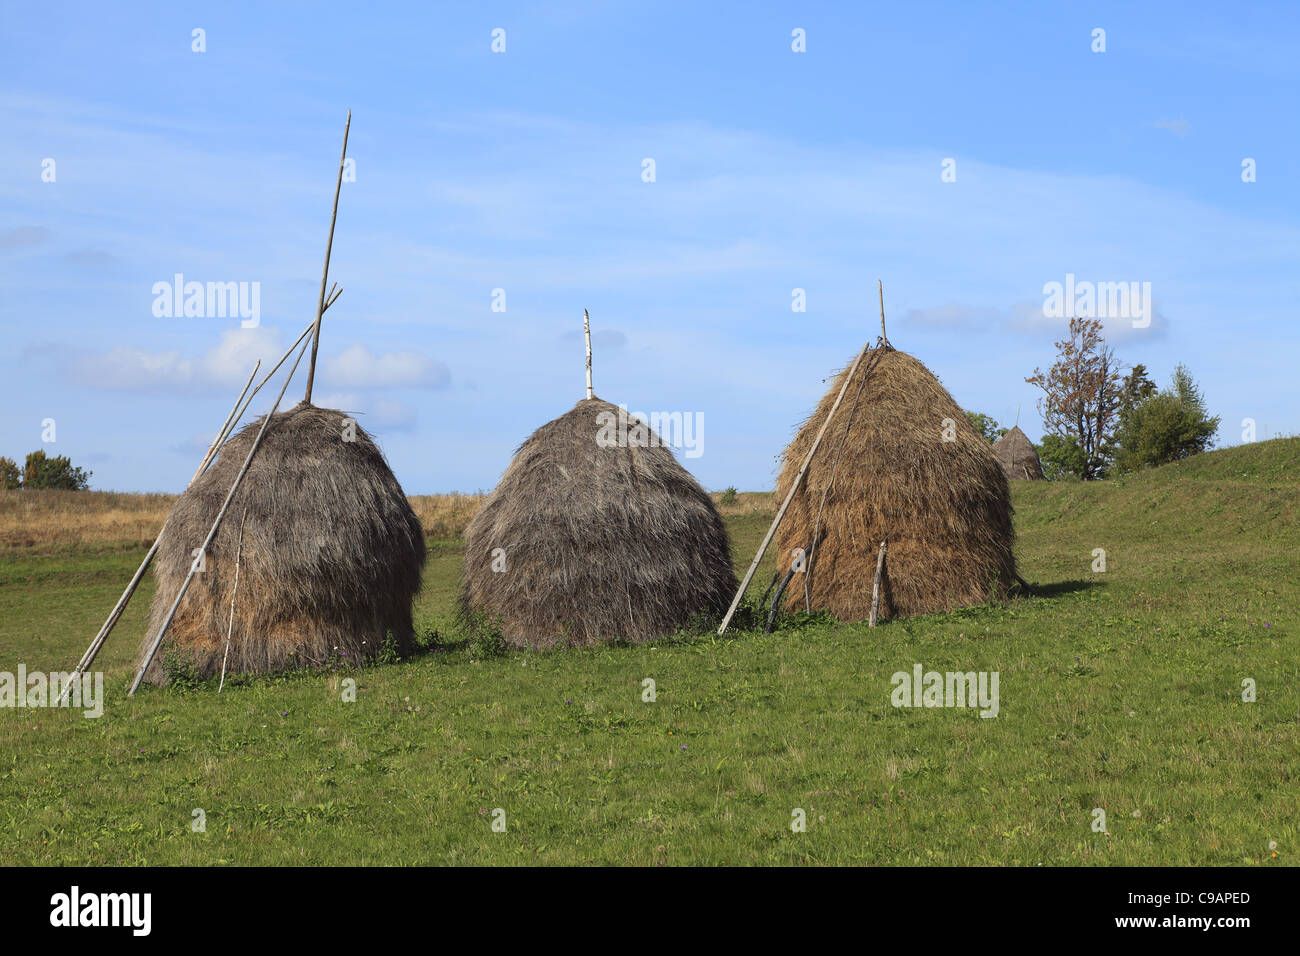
1;439;1297;865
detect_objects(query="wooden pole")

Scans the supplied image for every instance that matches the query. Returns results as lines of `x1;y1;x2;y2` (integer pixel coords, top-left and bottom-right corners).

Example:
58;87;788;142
878;280;888;345
218;509;247;694
57;359;262;702
583;309;593;400
868;539;887;628
303;111;351;405
717;341;872;635
129;336;312;696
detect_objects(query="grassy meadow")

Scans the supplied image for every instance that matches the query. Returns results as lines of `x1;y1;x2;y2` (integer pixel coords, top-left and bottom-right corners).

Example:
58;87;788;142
0;439;1296;865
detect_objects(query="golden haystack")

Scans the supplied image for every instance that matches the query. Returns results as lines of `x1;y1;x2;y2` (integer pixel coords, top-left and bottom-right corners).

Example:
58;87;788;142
774;346;1017;622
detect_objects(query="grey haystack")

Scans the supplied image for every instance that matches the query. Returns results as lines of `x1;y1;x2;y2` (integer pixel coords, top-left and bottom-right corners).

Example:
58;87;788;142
461;396;735;647
992;425;1045;480
139;402;425;684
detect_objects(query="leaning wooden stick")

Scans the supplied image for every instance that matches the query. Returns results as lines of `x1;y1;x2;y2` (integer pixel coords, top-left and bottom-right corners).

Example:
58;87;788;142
58;358;262;702
129;337;311;696
717;341;872;635
303;111;351;404
218;509;248;694
868;539;887;628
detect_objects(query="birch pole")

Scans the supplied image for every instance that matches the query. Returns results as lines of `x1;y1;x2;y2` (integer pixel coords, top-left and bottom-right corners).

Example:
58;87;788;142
129;337;311;696
869;539;887;628
218;510;247;694
303;110;351;404
717;341;872;635
585;306;595;395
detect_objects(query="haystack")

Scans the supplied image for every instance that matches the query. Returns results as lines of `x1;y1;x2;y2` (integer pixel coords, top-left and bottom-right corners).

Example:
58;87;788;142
992;425;1044;480
138;402;425;684
773;345;1017;622
461;396;735;647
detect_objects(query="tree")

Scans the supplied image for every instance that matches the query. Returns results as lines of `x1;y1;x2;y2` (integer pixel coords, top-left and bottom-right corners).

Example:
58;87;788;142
1038;434;1087;481
1025;317;1122;480
964;411;1006;444
1120;364;1157;411
1113;364;1220;472
0;457;20;490
21;450;92;490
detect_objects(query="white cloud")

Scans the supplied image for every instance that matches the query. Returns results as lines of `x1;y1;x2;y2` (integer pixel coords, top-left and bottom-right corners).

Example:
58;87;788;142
1153;117;1191;137
321;344;450;389
313;393;417;432
42;327;283;390
0;225;51;249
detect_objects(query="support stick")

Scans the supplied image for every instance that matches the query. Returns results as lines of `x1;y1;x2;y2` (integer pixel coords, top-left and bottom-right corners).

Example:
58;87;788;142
303;111;351;404
218;509;247;694
58;359;261;702
717;342;872;635
583;308;593;400
130;336;312;696
869;539;887;628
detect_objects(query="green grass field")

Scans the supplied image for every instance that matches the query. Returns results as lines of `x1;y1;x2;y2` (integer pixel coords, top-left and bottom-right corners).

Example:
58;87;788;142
1;440;1297;865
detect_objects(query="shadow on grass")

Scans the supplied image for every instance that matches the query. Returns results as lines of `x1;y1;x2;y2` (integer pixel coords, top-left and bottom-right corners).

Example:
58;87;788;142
1025;579;1103;599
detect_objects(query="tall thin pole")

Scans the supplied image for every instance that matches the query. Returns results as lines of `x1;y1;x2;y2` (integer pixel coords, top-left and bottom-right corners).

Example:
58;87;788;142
303;110;351;404
130;337;312;696
717;342;872;636
583;308;593;399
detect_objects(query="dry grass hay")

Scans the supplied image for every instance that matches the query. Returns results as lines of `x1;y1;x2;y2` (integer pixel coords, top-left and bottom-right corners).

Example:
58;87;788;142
140;402;425;684
462;396;735;647
992;425;1045;480
775;346;1017;622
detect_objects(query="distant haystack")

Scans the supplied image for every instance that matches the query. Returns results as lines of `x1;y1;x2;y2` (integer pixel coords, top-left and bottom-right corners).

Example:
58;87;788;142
461;396;735;647
774;346;1017;622
139;402;425;684
992;426;1044;480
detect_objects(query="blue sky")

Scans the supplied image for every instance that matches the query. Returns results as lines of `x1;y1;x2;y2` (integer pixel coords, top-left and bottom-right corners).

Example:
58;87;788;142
2;1;1297;492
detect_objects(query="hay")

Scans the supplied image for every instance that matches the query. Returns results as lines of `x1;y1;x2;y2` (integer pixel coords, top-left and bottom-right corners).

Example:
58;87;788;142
992;425;1044;480
775;347;1017;622
462;396;735;647
139;402;425;684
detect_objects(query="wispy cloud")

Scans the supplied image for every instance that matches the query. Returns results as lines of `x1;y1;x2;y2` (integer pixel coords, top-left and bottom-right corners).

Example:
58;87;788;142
0;225;51;249
321;344;450;389
1153;117;1191;137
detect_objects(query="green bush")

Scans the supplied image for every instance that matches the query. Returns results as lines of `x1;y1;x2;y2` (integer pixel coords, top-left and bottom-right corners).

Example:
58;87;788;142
21;450;92;490
1038;434;1087;481
1114;365;1220;473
